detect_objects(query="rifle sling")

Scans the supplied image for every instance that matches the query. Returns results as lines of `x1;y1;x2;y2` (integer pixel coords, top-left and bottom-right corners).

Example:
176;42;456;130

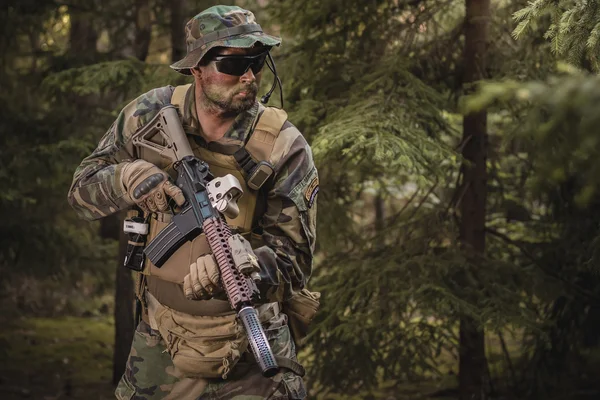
274;355;306;377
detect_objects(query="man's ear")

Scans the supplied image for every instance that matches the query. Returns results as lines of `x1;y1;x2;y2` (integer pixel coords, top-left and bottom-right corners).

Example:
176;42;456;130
190;67;202;79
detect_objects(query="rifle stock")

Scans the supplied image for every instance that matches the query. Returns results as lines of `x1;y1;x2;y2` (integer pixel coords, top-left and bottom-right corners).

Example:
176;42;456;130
132;105;194;162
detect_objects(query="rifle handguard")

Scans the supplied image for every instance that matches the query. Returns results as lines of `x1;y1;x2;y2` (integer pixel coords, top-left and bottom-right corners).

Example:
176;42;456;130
203;217;277;376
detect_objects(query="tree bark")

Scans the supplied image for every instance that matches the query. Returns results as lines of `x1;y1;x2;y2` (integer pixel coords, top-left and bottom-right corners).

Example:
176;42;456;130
374;193;385;233
459;0;490;399
134;0;152;61
69;6;98;63
170;0;187;63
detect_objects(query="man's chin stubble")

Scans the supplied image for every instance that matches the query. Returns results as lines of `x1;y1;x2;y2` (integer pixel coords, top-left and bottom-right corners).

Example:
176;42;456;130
202;91;256;116
231;96;256;112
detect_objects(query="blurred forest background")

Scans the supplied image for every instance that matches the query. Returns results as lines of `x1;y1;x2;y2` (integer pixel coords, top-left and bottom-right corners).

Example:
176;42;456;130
2;0;600;399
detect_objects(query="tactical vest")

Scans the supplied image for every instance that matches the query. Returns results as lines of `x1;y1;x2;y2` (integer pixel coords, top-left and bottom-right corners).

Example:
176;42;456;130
136;84;288;316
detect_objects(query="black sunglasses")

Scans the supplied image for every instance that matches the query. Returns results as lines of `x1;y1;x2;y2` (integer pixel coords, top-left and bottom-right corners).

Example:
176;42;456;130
210;52;269;76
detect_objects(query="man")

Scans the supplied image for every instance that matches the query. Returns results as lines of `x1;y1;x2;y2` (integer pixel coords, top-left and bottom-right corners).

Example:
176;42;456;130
68;5;317;399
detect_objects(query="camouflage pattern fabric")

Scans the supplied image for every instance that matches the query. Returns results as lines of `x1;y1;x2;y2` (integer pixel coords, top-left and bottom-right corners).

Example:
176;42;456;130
115;315;306;400
68;82;317;303
170;5;281;75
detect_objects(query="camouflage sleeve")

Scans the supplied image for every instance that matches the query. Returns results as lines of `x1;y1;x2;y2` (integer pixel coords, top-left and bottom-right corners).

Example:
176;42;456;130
67;86;174;220
254;121;318;303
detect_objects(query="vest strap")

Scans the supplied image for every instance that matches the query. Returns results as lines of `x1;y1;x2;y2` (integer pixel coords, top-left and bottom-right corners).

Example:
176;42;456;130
254;107;288;141
233;107;288;190
246;107;288;163
233;147;256;174
171;84;192;116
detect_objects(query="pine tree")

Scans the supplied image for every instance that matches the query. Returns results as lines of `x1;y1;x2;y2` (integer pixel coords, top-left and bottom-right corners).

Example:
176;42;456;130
264;0;541;396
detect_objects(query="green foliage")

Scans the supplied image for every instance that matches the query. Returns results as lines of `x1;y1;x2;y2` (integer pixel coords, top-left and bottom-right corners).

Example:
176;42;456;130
43;59;190;101
262;0;600;396
513;0;600;71
263;0;567;395
0;77;113;279
464;35;600;399
0;271;116;318
312;57;454;182
307;207;538;393
0;0;190;314
464;66;600;205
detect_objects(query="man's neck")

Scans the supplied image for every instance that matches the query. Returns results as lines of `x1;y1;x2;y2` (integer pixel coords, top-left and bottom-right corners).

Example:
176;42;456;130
194;88;238;143
196;105;236;143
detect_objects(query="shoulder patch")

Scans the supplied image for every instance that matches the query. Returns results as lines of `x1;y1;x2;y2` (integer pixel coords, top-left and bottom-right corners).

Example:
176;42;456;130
304;175;319;209
289;165;318;212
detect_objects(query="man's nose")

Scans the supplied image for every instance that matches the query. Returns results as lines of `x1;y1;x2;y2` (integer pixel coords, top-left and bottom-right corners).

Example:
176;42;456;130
240;68;256;83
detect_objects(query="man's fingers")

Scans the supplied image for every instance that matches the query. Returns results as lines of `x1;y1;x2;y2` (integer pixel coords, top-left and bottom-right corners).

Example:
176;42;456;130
138;203;150;214
164;181;185;206
185;268;208;300
183;274;196;300
183;256;223;301
190;260;202;290
184;274;204;300
145;196;158;213
154;190;168;212
204;255;221;288
197;256;216;296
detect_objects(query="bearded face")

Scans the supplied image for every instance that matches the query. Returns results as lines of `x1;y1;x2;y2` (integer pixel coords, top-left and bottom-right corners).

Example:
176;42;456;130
195;48;264;116
200;73;259;114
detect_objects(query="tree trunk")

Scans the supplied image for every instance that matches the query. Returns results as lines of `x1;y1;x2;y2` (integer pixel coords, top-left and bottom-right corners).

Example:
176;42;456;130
459;0;490;399
134;0;152;61
374;193;385;233
69;5;98;63
67;3;98;113
170;0;187;63
112;213;135;384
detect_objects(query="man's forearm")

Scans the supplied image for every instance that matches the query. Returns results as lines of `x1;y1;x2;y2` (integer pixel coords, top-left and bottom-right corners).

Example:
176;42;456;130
68;87;178;221
253;232;313;303
68;160;131;221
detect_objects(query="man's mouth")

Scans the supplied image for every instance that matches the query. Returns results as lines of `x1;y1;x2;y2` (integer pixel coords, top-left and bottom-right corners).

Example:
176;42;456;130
236;85;257;97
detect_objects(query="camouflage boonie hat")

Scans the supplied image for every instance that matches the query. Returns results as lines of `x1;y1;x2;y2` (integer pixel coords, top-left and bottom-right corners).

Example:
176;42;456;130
170;5;282;75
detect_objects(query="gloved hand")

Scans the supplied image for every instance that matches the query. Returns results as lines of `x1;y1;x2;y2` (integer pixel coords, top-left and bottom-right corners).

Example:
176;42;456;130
183;254;222;300
183;235;260;300
121;160;185;213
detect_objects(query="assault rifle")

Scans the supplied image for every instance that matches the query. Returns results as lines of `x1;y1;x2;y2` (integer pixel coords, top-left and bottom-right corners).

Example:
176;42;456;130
131;105;279;377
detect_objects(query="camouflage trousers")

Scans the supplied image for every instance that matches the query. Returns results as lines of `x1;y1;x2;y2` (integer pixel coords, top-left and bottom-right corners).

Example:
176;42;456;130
115;312;306;400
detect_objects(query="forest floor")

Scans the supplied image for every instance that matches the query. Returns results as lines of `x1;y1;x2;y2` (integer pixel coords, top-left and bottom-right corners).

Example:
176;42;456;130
0;316;116;400
0;315;461;400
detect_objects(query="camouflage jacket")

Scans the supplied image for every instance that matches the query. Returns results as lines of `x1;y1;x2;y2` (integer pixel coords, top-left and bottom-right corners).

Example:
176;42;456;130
68;84;318;301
